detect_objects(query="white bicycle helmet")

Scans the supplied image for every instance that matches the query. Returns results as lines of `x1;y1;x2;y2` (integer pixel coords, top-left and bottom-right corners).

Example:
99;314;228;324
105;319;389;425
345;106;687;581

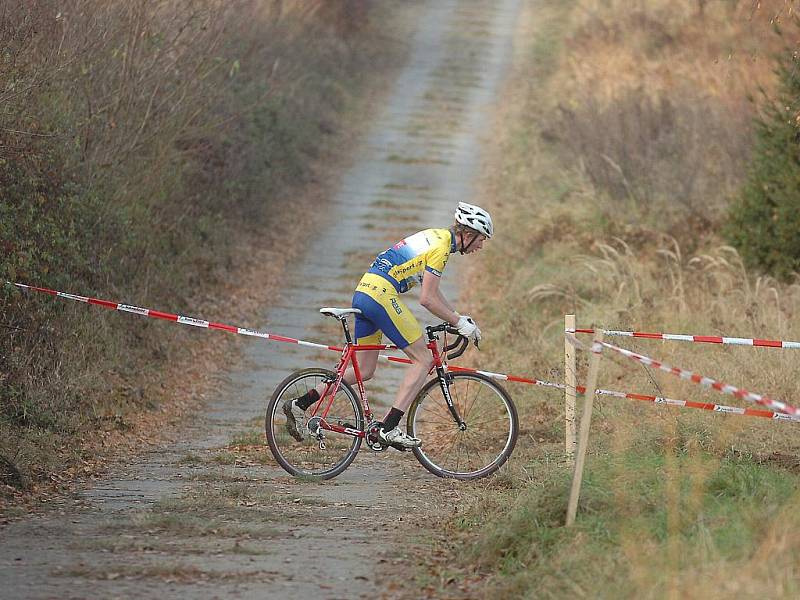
454;202;493;239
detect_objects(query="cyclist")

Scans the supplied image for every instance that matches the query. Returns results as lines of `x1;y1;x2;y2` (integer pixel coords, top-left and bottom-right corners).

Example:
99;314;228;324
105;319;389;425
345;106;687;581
283;202;492;449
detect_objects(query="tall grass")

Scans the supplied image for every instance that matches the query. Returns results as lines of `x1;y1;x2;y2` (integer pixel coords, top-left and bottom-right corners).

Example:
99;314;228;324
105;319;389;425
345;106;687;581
448;0;800;596
460;446;800;598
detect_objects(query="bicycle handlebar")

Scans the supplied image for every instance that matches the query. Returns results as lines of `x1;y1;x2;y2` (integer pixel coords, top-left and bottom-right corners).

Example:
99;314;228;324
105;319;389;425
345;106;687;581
427;323;477;360
444;326;469;360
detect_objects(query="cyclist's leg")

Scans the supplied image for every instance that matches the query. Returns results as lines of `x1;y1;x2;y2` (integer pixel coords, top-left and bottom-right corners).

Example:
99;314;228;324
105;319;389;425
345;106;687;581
392;336;433;412
355;292;430;414
346;309;382;384
352;293;430;447
291;295;382;412
342;282;421;383
284;349;376;440
380;337;433;450
343;349;379;385
350;291;427;397
345;288;419;387
376;337;430;448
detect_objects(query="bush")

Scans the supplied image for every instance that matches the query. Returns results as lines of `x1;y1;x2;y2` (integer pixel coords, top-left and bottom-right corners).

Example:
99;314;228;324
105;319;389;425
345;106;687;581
548;86;750;228
726;47;800;280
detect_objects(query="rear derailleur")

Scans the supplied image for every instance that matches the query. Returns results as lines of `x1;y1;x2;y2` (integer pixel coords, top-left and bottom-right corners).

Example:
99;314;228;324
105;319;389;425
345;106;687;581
306;416;326;450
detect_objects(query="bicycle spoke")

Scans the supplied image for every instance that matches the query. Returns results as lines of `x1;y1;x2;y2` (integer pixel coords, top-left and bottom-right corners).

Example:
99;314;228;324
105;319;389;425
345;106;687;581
464;412;512;429
461;378;478;419
266;369;363;479
410;373;518;479
439;429;462;458
420;424;462;446
416;408;456;426
461;378;482;420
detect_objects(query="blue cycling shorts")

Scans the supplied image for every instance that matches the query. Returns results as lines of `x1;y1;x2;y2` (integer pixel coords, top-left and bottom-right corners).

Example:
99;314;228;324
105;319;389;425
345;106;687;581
352;277;422;349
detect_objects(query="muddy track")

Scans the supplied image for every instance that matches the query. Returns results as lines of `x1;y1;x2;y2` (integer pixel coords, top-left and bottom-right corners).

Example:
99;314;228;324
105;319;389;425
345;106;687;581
0;1;522;598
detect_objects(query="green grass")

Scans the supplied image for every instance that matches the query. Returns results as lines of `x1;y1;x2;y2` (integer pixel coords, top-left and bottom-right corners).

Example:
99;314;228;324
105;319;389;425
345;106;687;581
208;448;274;466
228;430;265;447
291;473;325;484
180;452;206;465
72;536;272;556
385;154;450;166
59;563;271;582
106;510;274;538
103;484;282;538
459;448;800;598
383;183;432;191
189;471;257;484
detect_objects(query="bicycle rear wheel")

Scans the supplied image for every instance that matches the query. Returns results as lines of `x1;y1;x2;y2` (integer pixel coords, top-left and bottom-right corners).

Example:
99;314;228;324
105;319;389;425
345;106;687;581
265;368;364;480
407;372;518;480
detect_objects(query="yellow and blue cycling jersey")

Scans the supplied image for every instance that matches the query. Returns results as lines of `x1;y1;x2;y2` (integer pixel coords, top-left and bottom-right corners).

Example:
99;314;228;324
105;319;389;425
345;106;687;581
366;228;455;293
352;228;455;348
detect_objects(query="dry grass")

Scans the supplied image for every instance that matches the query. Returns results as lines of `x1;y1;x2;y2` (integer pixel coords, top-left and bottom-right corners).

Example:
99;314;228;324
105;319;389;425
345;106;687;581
101;483;282;539
442;0;800;596
559;0;796;100
472;0;800;438
538;0;800;232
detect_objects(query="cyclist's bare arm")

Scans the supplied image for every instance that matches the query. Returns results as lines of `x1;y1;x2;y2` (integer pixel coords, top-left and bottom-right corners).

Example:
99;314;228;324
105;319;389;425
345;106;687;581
419;271;459;325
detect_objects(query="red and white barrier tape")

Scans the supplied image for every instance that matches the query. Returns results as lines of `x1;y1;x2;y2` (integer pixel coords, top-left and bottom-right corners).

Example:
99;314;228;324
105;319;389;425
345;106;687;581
431;365;798;422
6;281;546;383
10;282;800;424
568;328;800;349
597;339;800;416
447;365;566;389
464;367;799;422
8;282;357;353
590;387;800;422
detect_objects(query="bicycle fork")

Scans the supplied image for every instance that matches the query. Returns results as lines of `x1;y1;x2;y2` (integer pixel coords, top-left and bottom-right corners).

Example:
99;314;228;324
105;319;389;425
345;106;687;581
427;331;466;431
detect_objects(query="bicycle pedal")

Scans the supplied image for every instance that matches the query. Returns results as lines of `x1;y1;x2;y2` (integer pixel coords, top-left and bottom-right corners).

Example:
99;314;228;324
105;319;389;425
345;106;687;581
367;441;389;452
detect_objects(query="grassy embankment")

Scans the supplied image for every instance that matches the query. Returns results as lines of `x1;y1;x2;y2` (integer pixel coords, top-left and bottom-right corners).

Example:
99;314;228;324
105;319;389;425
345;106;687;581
0;1;405;501
445;1;800;597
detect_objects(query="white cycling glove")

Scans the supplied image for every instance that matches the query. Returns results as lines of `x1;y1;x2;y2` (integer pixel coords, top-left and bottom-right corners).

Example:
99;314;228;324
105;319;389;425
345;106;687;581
455;314;482;343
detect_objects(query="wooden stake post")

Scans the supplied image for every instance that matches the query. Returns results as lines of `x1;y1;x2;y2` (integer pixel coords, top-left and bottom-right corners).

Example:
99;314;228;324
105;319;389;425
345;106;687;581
565;330;604;527
565;314;577;462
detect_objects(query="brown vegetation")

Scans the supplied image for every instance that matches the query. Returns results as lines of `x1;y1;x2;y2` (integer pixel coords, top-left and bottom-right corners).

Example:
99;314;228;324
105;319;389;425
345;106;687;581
0;0;401;496
451;0;800;596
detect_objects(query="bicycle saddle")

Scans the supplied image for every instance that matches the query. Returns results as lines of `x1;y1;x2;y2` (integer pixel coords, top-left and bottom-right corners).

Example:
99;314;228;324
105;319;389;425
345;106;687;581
319;307;362;319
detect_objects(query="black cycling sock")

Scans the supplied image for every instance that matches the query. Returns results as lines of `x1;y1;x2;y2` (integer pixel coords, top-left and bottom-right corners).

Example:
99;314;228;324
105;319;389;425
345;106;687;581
295;389;320;411
382;407;404;431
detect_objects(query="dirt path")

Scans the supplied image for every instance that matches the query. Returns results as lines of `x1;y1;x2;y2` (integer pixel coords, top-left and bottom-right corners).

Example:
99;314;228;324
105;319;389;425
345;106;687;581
0;1;523;598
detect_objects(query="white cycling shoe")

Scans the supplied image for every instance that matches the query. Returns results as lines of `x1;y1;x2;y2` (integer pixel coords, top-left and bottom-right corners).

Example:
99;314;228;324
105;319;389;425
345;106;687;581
379;426;422;449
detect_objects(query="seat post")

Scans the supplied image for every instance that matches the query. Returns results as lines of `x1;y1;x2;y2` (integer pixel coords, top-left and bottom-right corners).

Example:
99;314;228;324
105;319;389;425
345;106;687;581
341;317;354;344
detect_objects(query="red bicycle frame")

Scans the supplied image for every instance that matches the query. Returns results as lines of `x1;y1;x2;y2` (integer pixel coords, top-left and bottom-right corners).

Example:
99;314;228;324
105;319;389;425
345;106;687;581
308;336;447;439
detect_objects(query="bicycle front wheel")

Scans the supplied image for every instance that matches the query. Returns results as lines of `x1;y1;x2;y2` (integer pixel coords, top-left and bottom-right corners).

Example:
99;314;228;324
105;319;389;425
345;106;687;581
265;368;364;480
408;372;518;480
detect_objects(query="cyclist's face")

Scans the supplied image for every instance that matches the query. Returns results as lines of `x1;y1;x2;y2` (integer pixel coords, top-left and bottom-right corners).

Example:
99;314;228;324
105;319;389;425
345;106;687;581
463;232;486;254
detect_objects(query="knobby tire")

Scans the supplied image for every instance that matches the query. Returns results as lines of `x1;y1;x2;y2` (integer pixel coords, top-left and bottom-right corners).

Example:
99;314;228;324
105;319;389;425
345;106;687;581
265;368;364;480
